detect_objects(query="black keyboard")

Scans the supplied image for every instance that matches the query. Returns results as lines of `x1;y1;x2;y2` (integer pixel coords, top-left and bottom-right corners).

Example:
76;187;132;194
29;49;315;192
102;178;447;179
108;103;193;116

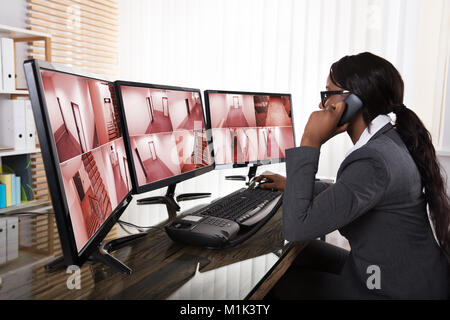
194;187;282;226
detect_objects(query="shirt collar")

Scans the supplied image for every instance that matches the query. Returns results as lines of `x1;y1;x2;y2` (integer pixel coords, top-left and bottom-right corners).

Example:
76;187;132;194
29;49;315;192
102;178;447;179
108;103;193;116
345;114;393;158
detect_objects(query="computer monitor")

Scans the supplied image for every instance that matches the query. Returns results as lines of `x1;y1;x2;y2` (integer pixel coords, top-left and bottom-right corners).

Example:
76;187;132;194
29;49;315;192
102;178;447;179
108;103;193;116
204;90;295;172
114;81;214;209
24;60;137;273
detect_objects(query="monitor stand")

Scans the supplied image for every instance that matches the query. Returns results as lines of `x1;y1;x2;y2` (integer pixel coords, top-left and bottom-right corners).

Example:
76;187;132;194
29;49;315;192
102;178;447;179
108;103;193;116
136;183;211;218
45;231;148;275
225;165;259;186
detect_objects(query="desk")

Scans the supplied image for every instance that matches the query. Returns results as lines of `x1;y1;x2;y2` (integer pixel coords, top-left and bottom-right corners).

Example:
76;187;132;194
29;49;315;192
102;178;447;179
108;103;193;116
0;167;308;300
0;207;306;300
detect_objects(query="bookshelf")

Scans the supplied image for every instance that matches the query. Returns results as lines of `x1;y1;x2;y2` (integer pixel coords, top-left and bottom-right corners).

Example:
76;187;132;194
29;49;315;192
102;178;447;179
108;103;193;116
0;24;59;271
0;24;51;211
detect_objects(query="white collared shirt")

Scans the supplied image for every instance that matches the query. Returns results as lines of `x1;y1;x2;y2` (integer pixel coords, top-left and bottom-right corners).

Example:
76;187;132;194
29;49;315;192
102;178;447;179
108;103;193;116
345;114;394;158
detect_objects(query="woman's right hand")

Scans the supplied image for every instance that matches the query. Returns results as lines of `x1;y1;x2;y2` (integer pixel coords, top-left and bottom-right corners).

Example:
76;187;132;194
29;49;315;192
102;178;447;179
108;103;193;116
254;171;286;191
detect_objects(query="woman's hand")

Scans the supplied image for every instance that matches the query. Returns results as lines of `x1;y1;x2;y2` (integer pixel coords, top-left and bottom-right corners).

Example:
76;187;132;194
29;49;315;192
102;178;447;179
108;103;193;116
301;101;349;149
254;171;286;191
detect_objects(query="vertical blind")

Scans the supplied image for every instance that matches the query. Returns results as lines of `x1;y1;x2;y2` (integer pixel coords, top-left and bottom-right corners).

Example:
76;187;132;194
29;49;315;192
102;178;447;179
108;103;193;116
119;0;450;179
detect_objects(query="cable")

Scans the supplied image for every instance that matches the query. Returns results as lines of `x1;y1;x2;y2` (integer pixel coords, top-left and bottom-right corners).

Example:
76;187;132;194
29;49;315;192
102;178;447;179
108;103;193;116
118;221;134;235
117;220;164;232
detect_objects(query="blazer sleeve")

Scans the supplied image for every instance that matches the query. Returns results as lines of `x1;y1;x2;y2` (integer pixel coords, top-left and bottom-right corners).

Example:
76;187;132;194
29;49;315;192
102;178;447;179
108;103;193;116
283;146;390;242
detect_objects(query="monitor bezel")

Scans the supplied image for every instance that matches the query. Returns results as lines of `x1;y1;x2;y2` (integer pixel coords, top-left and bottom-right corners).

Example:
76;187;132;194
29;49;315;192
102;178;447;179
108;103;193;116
24;59;133;267
114;80;215;195
204;89;296;170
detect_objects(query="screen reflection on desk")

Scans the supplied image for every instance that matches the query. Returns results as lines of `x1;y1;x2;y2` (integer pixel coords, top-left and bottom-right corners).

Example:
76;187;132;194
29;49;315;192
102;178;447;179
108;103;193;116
167;253;280;300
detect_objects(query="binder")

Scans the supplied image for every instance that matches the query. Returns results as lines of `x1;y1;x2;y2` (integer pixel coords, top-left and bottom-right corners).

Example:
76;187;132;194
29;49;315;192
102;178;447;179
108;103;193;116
0;184;5;208
11;173;16;206
0;43;3;90
0;100;27;150
0;219;6;265
0;174;13;207
15;175;21;204
25;100;36;149
0;38;15;92
6;217;19;261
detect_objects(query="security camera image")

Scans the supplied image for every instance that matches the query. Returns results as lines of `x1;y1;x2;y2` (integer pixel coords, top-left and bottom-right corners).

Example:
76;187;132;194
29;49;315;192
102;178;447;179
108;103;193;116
207;92;294;165
119;85;212;188
40;70;132;251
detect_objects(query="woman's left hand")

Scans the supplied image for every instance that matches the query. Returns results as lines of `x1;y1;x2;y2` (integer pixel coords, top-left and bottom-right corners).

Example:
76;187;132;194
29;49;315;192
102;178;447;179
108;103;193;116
301;101;349;149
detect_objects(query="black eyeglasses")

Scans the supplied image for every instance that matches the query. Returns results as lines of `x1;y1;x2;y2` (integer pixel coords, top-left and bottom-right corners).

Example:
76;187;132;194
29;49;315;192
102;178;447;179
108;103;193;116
320;90;350;107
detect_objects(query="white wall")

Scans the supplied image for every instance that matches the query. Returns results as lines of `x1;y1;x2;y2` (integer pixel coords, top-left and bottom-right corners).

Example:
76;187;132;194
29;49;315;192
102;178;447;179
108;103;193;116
0;0;28;89
0;0;26;28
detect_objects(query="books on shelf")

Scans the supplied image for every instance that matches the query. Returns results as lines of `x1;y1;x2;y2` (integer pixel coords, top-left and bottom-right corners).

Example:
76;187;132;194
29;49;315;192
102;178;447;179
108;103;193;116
0;184;5;208
0;173;23;208
2;154;34;203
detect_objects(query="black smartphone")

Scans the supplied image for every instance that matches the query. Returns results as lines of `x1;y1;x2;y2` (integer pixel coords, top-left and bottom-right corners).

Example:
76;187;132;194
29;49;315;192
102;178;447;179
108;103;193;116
337;94;363;126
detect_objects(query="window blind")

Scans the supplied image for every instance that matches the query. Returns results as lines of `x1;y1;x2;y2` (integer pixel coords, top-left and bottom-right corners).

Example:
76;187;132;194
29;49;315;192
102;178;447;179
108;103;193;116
27;0;119;78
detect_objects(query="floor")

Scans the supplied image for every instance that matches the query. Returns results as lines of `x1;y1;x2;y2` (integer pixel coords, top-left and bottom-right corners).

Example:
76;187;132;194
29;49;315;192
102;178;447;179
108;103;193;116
54;128;82;163
143;157;177;182
256;97;291;127
113;163;128;201
177;103;205;130
146;110;174;134
226;107;249;127
265;131;284;159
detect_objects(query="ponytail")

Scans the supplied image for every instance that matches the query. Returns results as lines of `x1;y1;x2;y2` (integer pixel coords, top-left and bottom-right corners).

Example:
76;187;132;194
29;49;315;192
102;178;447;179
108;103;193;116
394;105;450;256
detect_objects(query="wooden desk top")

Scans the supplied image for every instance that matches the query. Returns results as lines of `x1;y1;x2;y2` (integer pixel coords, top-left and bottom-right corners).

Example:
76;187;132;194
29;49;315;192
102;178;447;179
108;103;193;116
0;206;306;300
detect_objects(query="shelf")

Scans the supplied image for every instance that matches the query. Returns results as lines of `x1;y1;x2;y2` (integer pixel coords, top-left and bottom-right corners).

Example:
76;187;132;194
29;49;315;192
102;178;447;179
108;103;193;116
0;199;51;215
0;148;41;157
0;24;50;40
0;89;29;95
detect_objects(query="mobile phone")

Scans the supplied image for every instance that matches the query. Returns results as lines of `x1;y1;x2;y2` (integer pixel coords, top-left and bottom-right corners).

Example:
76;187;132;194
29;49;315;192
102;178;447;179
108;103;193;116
337;94;363;126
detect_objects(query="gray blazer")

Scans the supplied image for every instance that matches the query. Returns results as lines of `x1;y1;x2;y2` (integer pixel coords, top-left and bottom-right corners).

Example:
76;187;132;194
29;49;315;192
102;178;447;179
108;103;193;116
283;123;448;299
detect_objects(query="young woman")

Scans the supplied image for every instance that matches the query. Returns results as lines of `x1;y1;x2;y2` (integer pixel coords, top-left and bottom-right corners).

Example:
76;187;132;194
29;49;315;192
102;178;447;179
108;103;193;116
258;52;449;299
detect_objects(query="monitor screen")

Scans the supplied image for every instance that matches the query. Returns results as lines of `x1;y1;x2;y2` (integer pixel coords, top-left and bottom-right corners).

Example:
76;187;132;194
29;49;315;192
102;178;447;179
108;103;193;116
205;91;295;167
115;82;213;193
36;65;132;253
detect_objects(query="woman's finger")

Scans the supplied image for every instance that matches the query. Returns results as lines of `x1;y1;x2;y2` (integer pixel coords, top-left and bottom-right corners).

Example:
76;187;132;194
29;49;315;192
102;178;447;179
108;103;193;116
259;182;277;189
254;174;271;182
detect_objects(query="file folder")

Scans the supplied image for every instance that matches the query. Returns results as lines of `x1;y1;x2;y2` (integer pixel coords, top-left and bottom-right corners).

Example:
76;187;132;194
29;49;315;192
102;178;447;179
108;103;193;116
0;44;3;90
0;38;15;92
6;217;19;261
0;100;27;150
0;219;6;265
25;100;36;149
